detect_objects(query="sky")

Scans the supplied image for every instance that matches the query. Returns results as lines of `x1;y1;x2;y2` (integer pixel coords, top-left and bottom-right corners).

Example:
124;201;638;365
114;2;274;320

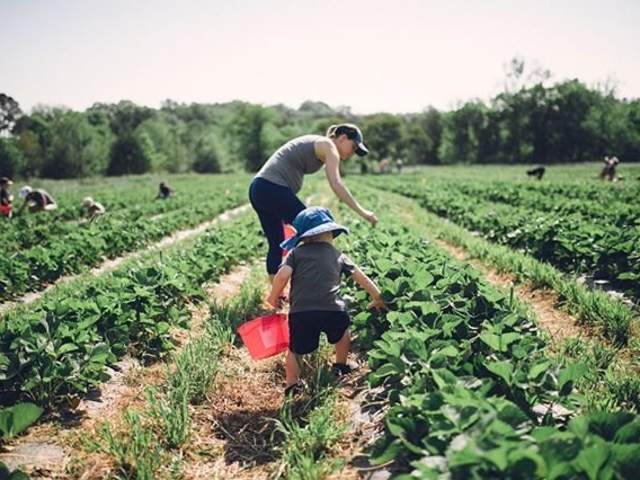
2;0;640;115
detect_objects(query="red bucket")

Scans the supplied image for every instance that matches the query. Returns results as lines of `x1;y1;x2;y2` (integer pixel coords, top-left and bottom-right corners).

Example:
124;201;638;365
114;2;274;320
237;313;289;360
0;204;12;217
282;223;296;257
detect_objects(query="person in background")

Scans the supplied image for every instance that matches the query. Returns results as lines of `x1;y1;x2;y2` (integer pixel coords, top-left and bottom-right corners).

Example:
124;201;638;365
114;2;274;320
266;206;385;396
82;196;106;222
378;158;390;174
526;166;545;180
156;181;174;199
396;158;404;174
0;177;14;218
17;186;57;215
249;123;378;282
600;156;620;181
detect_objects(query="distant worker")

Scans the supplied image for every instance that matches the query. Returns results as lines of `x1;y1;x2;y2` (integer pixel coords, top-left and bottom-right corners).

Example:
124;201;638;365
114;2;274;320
0;177;14;218
17;186;57;214
82;196;106;221
379;158;390;174
526;166;545;180
600;156;620;181
396;158;404;174
156;181;174;199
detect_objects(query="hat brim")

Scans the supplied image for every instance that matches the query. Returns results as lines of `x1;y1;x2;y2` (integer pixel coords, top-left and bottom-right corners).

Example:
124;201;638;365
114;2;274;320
280;222;349;251
355;142;369;156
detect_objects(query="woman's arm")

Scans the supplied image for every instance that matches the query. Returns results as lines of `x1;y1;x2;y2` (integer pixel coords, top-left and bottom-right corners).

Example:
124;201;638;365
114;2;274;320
315;138;378;226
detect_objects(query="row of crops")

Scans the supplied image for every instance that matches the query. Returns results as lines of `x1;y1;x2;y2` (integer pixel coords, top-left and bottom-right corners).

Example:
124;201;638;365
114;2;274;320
362;174;640;303
1;167;638;478
0;173;264;460
337;190;640;479
0;174;249;301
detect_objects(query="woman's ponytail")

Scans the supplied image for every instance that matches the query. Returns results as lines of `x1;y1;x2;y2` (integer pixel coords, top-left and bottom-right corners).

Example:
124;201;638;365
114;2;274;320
325;124;338;137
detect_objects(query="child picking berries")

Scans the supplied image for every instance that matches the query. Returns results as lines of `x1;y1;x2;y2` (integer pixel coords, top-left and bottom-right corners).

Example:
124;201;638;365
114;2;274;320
266;206;385;395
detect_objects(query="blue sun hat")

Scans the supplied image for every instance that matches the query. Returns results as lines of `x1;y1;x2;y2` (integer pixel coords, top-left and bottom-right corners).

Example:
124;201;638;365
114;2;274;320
280;206;349;251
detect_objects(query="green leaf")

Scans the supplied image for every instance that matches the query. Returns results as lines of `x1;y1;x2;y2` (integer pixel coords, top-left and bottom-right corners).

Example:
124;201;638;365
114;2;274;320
0;403;44;439
484;446;509;471
480;332;519;352
485;360;514;386
613;418;640;444
568;416;589;439
57;343;79;355
371;439;405;465
528;360;553;381
574;440;610;480
558;362;588;396
88;343;110;364
480;332;501;351
587;411;635;441
610;443;640;479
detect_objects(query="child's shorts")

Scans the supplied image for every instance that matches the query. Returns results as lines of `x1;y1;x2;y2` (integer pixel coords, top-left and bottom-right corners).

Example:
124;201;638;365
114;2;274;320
288;310;350;355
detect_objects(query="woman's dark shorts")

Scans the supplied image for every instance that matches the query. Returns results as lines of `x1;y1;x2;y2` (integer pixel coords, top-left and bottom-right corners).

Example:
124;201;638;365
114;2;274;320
288;310;350;355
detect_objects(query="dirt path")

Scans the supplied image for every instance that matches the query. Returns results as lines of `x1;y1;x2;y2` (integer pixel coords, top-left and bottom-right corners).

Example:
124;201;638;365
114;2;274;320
0;204;250;315
181;346;284;479
0;263;257;478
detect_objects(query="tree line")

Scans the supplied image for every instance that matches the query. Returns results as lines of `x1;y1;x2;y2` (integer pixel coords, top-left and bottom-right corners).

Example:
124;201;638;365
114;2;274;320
1;75;638;179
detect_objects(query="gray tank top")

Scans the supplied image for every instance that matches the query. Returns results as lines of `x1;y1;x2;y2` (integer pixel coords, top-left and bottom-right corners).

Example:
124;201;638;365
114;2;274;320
255;135;324;193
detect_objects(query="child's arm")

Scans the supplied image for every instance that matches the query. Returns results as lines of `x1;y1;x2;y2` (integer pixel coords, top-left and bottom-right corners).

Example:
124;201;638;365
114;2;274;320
267;265;293;309
350;265;386;310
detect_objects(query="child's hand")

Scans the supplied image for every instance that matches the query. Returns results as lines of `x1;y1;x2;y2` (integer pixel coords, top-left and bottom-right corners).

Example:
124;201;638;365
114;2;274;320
266;294;280;309
368;296;386;311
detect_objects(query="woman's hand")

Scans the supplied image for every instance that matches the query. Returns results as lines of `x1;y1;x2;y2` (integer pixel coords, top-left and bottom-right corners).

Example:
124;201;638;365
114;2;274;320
368;296;386;311
362;210;378;227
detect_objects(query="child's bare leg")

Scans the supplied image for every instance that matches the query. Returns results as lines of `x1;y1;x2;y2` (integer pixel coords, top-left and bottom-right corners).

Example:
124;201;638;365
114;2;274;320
335;328;351;365
285;351;301;386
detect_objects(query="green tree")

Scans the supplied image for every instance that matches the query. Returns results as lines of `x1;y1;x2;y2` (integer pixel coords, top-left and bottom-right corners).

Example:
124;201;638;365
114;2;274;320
39;110;109;178
107;134;152;175
361;114;403;161
0;138;24;177
192;133;222;173
0;93;22;134
232;104;273;172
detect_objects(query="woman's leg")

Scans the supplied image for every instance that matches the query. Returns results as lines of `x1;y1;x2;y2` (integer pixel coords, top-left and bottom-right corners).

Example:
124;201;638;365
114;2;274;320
249;178;306;275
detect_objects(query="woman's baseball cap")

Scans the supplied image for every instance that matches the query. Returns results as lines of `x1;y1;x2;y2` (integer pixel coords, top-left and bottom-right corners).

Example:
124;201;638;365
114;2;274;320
280;206;349;251
329;124;369;156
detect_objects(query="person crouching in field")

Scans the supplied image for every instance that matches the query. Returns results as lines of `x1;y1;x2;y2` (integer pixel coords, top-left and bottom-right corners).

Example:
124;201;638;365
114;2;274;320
266;206;386;396
600;156;620;181
156;181;174;199
82;196;106;222
0;177;14;218
17;186;57;215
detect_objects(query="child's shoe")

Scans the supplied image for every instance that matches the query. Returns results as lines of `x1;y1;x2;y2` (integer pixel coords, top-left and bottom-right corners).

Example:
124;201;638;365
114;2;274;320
284;382;304;397
331;362;357;377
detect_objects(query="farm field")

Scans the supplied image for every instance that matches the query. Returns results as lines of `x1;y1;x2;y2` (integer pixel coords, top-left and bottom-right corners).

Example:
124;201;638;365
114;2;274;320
0;165;639;479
